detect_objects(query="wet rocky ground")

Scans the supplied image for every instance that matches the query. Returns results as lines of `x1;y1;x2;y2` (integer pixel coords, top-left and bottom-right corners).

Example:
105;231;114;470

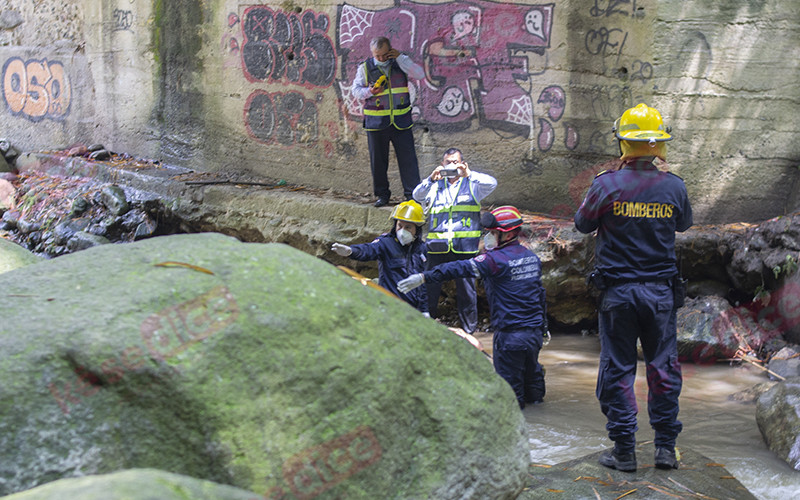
2;147;800;355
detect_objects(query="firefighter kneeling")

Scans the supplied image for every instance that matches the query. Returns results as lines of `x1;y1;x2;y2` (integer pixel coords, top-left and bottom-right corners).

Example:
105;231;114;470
399;206;547;409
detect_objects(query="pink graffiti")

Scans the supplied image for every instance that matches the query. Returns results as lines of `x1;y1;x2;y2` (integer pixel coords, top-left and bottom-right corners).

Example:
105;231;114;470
538;85;565;121
336;1;553;137
538;118;554;151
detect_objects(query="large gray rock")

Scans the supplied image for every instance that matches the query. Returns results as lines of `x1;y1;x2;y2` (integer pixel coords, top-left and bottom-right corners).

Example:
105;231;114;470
767;346;800;380
676;296;769;362
756;377;800;471
0;236;42;274
0;233;527;498
1;468;258;500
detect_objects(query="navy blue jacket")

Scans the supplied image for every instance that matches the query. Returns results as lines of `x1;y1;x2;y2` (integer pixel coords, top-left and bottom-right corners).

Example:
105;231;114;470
423;240;546;332
349;233;428;313
574;162;693;282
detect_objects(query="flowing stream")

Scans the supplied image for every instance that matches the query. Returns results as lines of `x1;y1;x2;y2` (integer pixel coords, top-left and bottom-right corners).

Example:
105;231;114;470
523;334;800;500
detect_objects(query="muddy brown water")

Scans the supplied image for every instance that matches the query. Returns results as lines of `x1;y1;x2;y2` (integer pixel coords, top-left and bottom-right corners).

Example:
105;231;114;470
472;332;799;500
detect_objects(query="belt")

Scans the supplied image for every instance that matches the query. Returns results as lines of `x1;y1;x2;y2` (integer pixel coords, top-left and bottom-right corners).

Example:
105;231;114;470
607;279;670;287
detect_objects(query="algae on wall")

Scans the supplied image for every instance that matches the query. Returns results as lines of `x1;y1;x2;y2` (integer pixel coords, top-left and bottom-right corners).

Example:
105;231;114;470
151;0;207;163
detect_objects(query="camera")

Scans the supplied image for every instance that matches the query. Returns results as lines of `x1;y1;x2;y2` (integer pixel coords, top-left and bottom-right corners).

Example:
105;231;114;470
440;167;458;178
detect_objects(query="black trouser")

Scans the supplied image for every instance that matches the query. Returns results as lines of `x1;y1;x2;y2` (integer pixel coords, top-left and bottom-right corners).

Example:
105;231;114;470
494;327;546;409
367;125;420;200
596;282;682;454
425;251;478;334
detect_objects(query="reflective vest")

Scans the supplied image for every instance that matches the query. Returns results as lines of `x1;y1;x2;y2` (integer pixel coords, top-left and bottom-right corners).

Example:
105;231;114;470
426;178;481;254
362;58;413;131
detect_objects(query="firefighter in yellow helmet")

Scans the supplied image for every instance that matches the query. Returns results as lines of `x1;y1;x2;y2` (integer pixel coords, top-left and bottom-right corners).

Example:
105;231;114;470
331;200;428;314
575;103;692;472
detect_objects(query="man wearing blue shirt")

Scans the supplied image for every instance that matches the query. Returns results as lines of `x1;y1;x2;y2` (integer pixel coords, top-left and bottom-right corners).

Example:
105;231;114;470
574;103;693;472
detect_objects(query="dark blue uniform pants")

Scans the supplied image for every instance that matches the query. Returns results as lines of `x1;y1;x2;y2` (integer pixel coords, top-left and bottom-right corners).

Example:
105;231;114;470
597;282;683;454
426;251;478;334
367;126;421;200
493;328;546;409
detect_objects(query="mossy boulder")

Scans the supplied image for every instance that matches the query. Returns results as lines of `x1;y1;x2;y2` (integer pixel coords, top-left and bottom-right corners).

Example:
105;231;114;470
0;237;42;274
1;468;258;500
0;233;527;498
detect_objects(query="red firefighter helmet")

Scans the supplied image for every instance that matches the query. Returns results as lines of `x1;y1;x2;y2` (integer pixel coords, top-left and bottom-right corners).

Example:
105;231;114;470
481;205;523;232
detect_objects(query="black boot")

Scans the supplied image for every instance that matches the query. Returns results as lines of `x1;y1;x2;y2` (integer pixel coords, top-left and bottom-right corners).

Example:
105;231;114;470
599;448;637;472
654;447;679;469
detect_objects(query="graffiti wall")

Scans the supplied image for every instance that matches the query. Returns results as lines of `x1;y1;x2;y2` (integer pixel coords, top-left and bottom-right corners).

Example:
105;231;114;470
224;1;575;165
0;0;798;223
2;57;71;122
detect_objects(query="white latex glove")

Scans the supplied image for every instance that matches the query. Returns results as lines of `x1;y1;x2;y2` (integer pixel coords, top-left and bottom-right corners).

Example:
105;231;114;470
398;273;425;294
331;243;352;257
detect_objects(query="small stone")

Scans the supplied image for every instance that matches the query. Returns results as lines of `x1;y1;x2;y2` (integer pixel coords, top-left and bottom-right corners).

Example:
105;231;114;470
66;231;110;252
67;145;88;156
70;196;90;216
99;185;130;216
89;149;111;161
0;10;24;30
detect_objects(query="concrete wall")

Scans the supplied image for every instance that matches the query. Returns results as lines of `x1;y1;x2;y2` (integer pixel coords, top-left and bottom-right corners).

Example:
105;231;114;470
1;0;798;224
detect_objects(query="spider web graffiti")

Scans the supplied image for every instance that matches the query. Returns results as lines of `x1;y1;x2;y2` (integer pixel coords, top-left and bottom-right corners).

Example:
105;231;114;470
507;95;534;134
339;5;374;46
338;81;363;116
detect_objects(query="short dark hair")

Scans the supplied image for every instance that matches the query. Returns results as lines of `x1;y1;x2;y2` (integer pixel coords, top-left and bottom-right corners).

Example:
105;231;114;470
370;37;391;51
442;147;462;160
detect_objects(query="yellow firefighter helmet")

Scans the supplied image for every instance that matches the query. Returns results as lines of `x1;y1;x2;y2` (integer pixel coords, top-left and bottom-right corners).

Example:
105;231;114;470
390;199;425;225
613;103;672;160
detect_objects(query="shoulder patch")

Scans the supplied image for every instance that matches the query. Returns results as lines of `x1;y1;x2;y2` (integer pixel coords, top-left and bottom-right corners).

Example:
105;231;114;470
474;254;486;262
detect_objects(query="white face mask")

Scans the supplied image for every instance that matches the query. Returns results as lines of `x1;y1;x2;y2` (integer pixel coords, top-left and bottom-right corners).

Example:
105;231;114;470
483;232;498;251
396;228;414;246
376;59;392;68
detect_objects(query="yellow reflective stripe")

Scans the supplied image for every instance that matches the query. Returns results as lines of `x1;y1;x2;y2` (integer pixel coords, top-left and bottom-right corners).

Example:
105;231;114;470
390;86;409;93
429;206;480;215
428;230;481;239
365;106;411;117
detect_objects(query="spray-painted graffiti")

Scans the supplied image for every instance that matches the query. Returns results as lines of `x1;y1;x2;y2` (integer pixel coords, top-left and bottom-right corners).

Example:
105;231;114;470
241;6;336;88
589;0;641;18
113;9;134;31
245;90;319;146
2;57;71;121
336;1;557;141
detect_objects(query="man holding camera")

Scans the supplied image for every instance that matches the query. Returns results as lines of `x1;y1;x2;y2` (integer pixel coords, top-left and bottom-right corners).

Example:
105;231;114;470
412;148;497;334
352;36;424;208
